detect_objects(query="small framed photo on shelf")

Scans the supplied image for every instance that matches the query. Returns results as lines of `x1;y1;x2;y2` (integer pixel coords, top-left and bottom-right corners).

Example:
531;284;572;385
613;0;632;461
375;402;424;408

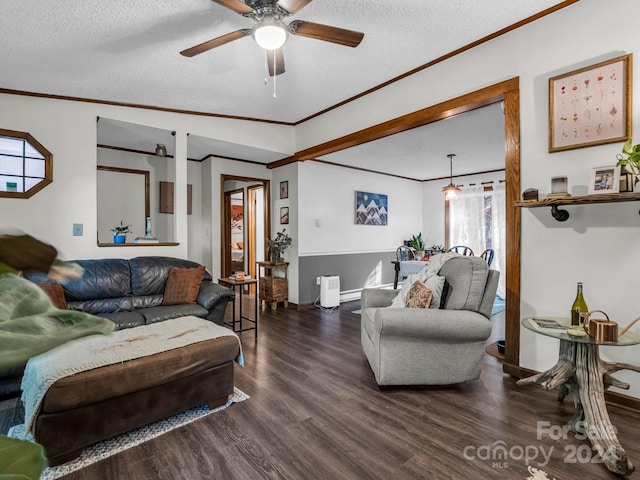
280;206;289;224
549;54;632;153
280;181;289;199
588;165;620;195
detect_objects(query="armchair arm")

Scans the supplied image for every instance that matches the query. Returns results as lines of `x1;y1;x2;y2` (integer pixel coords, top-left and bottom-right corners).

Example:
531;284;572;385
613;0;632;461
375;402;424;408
197;281;235;310
373;308;491;342
361;288;398;309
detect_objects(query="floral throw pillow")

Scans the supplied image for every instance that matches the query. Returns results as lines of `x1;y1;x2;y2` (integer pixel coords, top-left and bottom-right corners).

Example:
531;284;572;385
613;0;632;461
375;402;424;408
405;280;433;308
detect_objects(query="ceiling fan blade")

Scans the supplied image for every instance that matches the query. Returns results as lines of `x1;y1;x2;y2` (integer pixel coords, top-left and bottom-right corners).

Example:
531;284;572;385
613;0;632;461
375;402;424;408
267;48;285;76
289;20;364;48
211;0;254;15
277;0;312;15
180;29;251;57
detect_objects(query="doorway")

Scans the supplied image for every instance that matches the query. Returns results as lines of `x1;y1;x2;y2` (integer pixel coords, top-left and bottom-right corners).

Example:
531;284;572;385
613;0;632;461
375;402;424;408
221;175;271;288
295;78;521;371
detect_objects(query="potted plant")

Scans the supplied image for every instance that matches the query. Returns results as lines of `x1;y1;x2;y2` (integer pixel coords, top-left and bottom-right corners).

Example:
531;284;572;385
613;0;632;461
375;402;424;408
267;229;292;263
111;220;132;244
430;244;446;254
409;233;426;260
616;138;640;192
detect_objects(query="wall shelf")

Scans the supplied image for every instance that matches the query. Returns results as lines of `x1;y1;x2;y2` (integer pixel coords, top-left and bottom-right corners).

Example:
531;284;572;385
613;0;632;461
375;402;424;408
97;242;179;247
515;192;640;221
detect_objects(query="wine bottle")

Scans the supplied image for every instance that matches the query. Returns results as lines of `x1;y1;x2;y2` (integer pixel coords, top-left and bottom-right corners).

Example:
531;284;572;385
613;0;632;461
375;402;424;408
570;282;588;326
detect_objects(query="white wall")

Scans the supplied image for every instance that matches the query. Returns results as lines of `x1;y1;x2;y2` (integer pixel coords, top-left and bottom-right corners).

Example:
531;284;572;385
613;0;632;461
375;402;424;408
296;0;640;397
0;93;292;265
298;161;423;256
270;162;298;302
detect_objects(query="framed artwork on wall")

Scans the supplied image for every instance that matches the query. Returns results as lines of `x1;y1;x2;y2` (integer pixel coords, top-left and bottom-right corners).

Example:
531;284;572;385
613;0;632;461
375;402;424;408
280;206;289;224
354;191;388;225
280;181;288;199
549;54;632;153
588;165;620;195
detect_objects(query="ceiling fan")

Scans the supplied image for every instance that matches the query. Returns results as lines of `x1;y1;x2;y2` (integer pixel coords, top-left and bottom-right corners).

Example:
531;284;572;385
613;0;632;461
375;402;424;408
180;0;364;76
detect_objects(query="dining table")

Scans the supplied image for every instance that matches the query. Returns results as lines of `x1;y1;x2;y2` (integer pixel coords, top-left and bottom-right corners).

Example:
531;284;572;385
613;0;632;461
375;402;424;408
391;259;428;288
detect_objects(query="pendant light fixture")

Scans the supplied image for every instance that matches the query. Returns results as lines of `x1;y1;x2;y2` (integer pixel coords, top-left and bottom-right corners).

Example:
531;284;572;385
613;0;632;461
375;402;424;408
442;153;461;201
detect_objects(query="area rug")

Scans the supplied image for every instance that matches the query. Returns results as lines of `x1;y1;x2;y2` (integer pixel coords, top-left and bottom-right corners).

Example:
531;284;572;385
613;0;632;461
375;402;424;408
8;387;248;480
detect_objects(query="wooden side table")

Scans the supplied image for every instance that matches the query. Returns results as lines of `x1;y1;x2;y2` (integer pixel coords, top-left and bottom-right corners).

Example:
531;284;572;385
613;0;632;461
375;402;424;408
218;277;258;338
256;261;288;310
518;317;640;476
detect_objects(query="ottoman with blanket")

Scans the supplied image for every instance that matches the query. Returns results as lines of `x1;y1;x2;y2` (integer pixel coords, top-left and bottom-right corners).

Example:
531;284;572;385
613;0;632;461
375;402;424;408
0;256;235;397
20;316;243;466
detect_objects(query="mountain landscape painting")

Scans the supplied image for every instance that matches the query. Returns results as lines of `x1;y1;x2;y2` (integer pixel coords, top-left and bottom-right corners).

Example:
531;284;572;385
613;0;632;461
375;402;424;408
355;191;388;226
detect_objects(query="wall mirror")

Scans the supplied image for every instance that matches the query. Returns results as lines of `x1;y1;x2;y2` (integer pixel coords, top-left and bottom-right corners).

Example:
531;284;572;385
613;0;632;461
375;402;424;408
96;117;175;244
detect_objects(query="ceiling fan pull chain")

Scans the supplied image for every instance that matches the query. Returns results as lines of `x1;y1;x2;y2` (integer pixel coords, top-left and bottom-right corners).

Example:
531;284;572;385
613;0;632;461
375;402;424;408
264;50;268;85
273;52;277;100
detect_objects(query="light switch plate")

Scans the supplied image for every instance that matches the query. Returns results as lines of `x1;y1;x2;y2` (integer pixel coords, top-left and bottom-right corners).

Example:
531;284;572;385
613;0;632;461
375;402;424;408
72;223;83;236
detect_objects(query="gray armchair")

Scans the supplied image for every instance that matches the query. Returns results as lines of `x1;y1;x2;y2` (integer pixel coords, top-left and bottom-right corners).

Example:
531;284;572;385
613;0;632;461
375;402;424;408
361;255;499;386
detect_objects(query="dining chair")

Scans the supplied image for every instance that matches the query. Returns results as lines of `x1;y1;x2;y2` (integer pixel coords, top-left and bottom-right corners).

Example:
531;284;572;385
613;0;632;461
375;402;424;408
480;248;495;267
396;245;415;261
449;245;474;256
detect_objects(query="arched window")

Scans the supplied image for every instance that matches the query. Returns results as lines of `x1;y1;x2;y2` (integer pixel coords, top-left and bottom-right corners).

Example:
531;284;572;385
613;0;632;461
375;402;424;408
0;129;52;198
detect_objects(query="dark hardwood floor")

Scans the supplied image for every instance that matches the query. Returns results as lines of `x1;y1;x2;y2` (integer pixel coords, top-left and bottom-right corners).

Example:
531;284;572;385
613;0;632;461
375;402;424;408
2;299;639;479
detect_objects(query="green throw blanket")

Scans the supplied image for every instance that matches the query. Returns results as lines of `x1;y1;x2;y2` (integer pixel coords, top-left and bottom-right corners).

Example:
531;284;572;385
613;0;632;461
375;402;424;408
0;273;115;374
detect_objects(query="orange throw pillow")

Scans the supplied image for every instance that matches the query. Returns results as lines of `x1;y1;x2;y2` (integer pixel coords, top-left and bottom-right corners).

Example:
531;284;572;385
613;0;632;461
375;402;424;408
405;280;433;309
162;266;205;305
39;283;68;310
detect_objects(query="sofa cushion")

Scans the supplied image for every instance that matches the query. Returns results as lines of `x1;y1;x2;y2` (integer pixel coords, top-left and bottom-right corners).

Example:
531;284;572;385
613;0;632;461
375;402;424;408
129;257;210;296
162;266;205;305
38;284;67;310
68;296;135;315
100;311;146;330
62;259;131;301
139;304;209;324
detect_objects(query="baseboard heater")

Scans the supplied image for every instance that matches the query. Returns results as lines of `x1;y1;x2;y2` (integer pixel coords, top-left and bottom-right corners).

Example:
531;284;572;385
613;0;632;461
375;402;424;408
320;275;340;308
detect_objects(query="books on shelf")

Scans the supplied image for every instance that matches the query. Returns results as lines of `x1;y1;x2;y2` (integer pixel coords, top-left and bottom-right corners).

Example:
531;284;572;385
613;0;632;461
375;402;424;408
529;317;566;332
134;236;159;244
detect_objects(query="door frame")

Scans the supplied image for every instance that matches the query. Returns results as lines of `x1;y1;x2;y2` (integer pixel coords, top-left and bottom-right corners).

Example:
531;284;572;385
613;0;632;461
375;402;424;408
220;175;271;285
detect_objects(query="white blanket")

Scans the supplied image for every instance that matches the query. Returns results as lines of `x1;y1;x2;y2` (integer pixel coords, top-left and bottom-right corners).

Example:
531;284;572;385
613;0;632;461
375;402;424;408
20;316;243;435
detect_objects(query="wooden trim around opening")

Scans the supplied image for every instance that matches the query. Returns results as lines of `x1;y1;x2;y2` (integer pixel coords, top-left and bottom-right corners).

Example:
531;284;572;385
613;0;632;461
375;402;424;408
97;165;150;218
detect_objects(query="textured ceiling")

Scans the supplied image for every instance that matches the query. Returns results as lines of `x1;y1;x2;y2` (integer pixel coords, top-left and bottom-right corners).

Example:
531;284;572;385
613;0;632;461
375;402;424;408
2;0;565;123
4;1;566;177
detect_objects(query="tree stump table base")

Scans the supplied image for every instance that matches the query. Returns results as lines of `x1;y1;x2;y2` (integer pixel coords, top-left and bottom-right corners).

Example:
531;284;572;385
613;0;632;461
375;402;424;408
518;339;638;476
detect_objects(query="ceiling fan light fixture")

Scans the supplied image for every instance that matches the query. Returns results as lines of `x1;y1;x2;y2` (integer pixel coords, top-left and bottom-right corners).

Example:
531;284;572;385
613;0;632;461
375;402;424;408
155;144;167;157
442;153;461;200
252;16;288;50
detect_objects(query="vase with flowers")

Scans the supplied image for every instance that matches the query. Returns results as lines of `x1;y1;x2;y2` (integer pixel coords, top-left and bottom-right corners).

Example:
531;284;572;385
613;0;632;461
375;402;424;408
267;229;292;263
616;138;640;192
